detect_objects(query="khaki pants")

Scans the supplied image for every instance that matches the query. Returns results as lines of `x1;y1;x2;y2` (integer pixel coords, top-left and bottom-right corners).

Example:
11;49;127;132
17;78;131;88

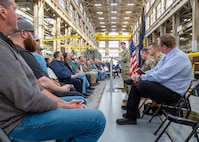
86;72;97;84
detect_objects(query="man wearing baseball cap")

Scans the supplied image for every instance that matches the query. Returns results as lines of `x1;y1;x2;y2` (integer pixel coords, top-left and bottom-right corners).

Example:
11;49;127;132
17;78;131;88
0;2;106;140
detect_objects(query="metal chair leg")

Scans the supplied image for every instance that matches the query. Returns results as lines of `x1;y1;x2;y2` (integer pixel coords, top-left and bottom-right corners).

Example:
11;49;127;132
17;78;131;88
140;101;153;118
155;121;172;142
154;116;168;135
185;123;199;142
149;105;162;123
138;98;148;109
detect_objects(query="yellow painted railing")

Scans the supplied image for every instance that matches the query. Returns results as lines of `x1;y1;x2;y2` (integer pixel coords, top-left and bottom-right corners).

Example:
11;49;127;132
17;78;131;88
187;52;199;57
187;52;199;75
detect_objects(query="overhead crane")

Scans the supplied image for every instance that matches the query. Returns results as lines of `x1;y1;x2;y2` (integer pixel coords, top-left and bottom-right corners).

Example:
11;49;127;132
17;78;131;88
95;33;132;41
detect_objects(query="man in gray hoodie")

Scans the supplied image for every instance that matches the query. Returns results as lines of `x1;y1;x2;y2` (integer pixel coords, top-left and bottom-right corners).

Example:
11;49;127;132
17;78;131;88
0;0;106;141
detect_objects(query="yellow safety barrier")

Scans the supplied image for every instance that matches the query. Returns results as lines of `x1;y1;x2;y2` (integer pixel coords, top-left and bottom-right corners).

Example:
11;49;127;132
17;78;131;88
187;52;199;77
59;45;93;51
187;52;199;57
42;36;81;42
42;44;53;49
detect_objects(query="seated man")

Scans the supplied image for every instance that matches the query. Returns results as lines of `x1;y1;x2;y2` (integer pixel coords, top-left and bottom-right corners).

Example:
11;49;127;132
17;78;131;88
10;17;83;98
51;51;90;96
0;1;106;141
79;56;98;86
140;48;155;72
63;52;94;91
116;34;193;125
32;35;48;74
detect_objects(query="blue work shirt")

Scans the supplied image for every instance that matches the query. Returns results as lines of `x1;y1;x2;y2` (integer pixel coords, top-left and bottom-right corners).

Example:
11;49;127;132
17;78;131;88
50;59;72;80
67;60;79;74
32;52;48;74
141;47;193;96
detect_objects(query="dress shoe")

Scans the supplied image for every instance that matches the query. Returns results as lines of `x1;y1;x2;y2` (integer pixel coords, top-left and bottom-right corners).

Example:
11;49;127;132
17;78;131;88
83;93;90;97
121;105;127;110
123;78;133;85
116;118;137;125
91;83;97;86
88;86;95;90
123;112;140;118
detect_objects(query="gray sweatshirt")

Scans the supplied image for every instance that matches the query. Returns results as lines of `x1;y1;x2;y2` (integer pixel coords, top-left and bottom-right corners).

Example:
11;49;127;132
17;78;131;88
0;32;57;134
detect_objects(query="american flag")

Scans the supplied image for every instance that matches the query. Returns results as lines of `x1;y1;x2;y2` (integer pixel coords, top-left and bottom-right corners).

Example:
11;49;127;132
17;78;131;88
129;39;138;77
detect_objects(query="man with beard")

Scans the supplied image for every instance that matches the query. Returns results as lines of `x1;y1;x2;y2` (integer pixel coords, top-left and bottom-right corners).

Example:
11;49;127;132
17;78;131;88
0;1;105;141
10;17;84;97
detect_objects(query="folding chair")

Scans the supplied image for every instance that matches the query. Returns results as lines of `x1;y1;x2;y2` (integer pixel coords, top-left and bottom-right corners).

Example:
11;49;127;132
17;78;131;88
155;111;199;142
154;82;194;136
154;84;199;142
148;82;193;123
0;128;11;142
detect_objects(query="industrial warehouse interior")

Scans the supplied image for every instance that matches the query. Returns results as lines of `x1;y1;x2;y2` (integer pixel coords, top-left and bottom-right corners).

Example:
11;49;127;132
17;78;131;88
0;0;199;142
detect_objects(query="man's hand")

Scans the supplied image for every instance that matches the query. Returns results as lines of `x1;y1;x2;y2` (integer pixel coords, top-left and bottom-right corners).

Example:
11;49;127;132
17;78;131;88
51;79;61;86
68;100;87;109
71;75;77;78
132;73;141;83
60;84;71;92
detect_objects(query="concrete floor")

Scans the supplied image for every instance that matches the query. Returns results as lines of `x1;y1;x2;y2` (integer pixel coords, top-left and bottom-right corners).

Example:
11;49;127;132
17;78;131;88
95;76;198;142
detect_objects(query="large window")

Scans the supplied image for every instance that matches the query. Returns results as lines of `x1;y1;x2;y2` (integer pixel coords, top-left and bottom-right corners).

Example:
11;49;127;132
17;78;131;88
80;3;83;13
109;41;119;48
70;4;74;18
60;0;65;8
166;0;173;9
157;2;162;19
99;41;106;48
75;0;79;5
150;0;155;6
109;50;119;57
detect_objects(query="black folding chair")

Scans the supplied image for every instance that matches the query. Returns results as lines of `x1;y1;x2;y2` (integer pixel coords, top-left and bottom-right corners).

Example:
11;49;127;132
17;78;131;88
155;111;199;142
154;83;199;142
148;82;193;123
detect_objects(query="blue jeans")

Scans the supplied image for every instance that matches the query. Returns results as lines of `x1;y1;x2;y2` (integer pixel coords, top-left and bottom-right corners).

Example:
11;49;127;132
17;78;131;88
8;96;106;142
76;73;90;94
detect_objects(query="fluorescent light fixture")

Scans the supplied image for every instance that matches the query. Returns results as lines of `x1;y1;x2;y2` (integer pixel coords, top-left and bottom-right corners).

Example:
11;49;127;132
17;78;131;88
122;25;127;27
100;22;105;24
111;22;116;24
94;4;102;6
184;19;191;22
111;3;118;6
112;29;116;31
102;29;106;31
21;7;30;11
125;11;132;14
111;11;117;14
97;12;103;14
123;21;128;24
98;17;104;20
124;17;130;19
101;25;106;28
127;3;134;6
111;25;116;27
111;17;117;19
121;29;126;30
